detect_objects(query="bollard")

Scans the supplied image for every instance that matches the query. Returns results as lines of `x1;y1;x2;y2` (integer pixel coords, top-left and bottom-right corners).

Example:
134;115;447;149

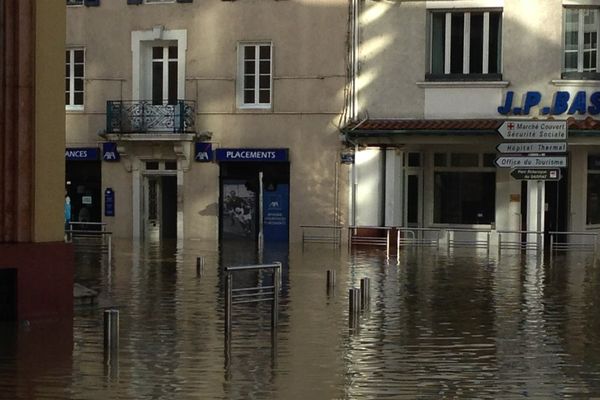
103;309;119;352
360;277;370;310
196;256;205;277
349;288;360;317
326;270;336;290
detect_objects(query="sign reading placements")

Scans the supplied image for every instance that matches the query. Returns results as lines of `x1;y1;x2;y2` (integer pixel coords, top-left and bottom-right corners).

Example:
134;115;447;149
496;142;567;154
215;148;289;162
510;168;561;181
498;121;567;140
495;156;567;168
65;147;99;161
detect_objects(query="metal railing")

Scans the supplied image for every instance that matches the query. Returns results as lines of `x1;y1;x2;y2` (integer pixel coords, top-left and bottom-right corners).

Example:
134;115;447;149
348;226;392;258
224;262;281;340
65;229;112;261
549;231;599;254
446;228;491;254
497;230;543;254
301;225;342;248
396;227;442;250
106;100;196;134
68;221;107;232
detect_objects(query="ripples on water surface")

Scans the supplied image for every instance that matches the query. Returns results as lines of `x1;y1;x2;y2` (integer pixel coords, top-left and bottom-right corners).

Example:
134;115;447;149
2;240;600;399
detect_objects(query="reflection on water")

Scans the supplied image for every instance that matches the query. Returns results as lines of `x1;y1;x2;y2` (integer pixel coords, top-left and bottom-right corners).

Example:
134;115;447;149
3;241;600;398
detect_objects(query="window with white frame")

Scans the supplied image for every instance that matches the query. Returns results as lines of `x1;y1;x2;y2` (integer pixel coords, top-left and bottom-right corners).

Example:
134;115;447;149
239;43;272;108
428;10;502;80
564;7;600;79
587;154;600;224
65;49;84;110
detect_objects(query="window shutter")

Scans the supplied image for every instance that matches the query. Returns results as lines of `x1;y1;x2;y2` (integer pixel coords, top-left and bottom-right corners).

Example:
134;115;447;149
127;0;143;4
84;0;100;6
176;0;193;3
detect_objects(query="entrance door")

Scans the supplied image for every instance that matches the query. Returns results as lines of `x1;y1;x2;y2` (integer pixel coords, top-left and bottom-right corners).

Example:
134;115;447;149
405;173;422;227
545;168;568;239
143;174;177;241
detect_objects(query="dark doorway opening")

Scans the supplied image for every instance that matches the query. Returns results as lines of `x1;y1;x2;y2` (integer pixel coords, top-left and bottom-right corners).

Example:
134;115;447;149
161;175;178;239
0;269;17;322
66;160;101;229
545;168;568;242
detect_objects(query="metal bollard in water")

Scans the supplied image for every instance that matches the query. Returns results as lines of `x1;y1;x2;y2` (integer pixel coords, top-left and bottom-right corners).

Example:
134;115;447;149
349;288;361;318
326;270;336;290
196;256;205;277
103;309;119;352
360;277;370;310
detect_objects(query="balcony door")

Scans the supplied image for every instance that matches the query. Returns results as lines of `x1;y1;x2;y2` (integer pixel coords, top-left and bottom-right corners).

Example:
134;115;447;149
151;45;178;105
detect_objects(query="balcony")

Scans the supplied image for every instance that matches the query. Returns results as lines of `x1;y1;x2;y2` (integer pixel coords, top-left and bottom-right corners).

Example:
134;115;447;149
106;100;196;134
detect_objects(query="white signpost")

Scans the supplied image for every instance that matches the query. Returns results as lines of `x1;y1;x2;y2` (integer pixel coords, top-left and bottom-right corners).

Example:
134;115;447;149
498;121;567;140
496;120;569;254
494;156;567;168
496;142;567;154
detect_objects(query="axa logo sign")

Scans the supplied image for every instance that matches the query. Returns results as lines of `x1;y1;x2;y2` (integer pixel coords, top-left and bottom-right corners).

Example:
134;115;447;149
195;142;213;162
102;142;120;161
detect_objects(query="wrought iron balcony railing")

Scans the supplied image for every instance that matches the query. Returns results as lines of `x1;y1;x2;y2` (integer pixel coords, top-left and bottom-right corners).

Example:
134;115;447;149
106;100;196;134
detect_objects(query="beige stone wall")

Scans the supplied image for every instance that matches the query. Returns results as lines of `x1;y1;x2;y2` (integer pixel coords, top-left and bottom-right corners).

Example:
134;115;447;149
67;0;349;241
34;0;66;242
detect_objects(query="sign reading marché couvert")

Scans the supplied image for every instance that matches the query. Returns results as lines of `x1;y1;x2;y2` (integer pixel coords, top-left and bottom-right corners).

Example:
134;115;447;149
498;90;600;116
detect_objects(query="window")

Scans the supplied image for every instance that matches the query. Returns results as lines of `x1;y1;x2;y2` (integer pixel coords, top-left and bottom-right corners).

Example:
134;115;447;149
152;46;178;105
239;43;272;108
65;49;84;110
563;8;600;79
587;154;600;224
428;10;502;80
434;152;496;224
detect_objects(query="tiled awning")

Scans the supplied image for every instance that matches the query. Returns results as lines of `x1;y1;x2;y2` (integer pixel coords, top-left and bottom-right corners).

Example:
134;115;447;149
342;117;600;139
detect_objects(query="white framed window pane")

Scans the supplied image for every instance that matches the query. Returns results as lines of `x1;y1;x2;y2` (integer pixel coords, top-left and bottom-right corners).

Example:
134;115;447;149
488;12;501;74
450;13;464;73
470;13;484;74
244;90;255;104
259;90;270;104
431;13;445;74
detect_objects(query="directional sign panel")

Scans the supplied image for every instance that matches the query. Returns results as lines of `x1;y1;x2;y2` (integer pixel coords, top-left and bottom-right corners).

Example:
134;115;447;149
496;142;567;154
495;156;567;168
498;121;567;140
510;168;561;181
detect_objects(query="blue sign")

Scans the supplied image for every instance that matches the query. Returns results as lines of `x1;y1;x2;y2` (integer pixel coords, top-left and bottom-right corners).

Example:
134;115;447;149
102;142;120;161
195;142;213;162
498;90;600;116
65;147;98;161
104;188;115;217
263;184;289;242
215;148;288;162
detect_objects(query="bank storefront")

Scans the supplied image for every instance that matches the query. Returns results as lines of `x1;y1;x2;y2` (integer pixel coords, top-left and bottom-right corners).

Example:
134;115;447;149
342;91;600;249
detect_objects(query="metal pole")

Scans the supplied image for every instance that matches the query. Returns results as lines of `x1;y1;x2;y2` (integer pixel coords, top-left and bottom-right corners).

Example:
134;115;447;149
360;277;370;310
537;180;543;255
103;309;119;352
272;265;280;331
196;256;205;277
327;270;336;290
386;229;390;259
107;234;112;263
258;171;264;259
498;233;502;258
225;272;232;340
349;288;360;317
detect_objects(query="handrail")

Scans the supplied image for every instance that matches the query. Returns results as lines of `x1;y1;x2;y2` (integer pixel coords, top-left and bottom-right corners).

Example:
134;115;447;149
348;226;391;257
65;229;112;262
224;262;281;343
549;231;598;255
301;225;342;248
446;228;491;254
395;227;442;252
497;230;542;255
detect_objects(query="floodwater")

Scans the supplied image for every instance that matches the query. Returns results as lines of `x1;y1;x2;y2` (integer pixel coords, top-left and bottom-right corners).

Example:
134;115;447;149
2;240;600;399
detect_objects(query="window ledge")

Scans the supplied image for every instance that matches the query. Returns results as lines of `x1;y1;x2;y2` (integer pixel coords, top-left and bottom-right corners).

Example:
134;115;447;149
552;79;600;87
416;80;509;88
66;106;85;112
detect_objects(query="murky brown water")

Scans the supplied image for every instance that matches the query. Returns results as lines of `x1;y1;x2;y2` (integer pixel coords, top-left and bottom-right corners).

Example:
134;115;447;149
2;240;600;399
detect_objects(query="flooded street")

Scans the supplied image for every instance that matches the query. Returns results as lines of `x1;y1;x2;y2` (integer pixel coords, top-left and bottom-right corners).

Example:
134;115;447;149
3;241;600;399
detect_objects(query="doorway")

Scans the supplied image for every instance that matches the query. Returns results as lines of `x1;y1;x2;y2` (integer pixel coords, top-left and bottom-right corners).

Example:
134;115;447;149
0;269;17;322
143;174;177;241
404;152;423;227
545;168;568;237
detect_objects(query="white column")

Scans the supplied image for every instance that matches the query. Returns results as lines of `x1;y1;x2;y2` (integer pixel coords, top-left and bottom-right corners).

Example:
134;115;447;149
132;166;141;239
569;147;587;232
355;148;383;226
177;167;184;241
526;180;545;246
384;149;403;227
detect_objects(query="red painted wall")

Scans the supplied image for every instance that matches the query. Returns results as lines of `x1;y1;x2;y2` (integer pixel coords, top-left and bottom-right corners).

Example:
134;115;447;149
0;242;74;320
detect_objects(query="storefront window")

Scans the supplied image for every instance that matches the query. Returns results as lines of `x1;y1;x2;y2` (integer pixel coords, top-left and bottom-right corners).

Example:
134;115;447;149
434;171;496;224
434;152;496;224
587;154;600;224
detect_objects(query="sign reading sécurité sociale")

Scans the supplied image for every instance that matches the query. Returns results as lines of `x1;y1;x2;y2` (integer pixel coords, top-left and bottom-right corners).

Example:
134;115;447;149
497;121;567;140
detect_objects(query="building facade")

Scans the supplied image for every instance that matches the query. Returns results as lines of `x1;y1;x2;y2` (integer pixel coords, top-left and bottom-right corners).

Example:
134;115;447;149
1;0;73;321
65;0;349;246
344;0;600;245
